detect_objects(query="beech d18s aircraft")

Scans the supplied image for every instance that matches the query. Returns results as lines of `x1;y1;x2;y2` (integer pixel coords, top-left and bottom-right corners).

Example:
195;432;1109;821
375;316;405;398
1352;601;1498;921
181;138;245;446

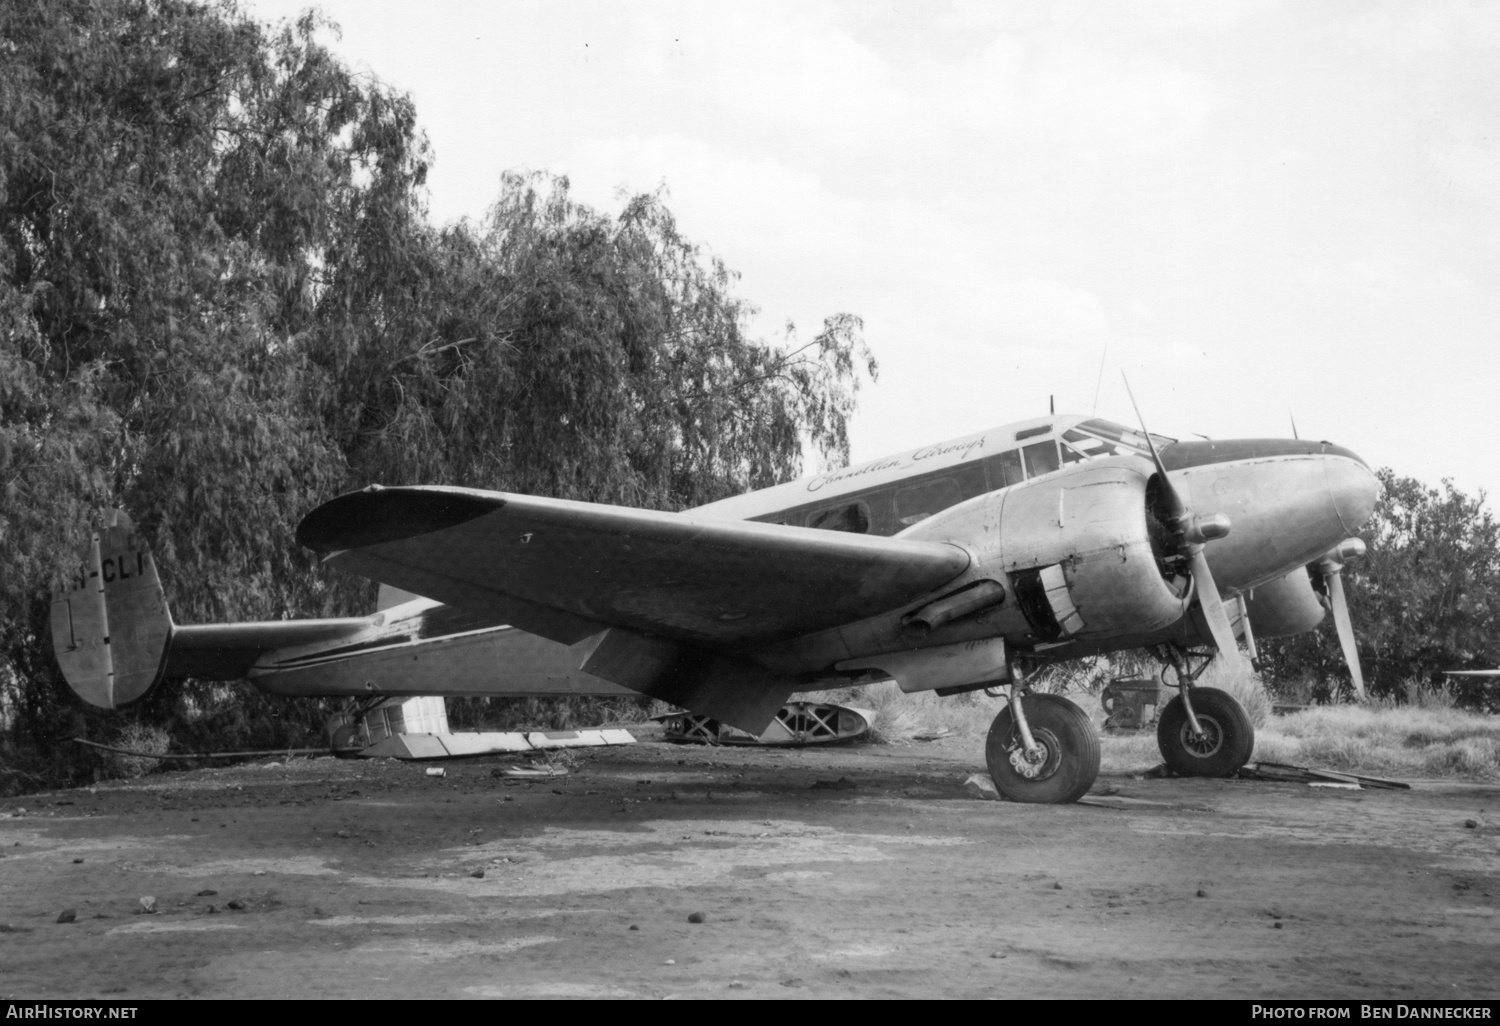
52;411;1379;803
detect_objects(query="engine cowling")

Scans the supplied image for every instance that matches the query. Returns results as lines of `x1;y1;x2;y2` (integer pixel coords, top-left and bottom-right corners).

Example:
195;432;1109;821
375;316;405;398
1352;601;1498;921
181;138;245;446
907;458;1186;643
1242;566;1326;638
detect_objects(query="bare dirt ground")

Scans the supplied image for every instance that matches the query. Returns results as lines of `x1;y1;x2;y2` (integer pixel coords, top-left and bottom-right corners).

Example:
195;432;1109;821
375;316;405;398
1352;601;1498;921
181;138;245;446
2;734;1498;1000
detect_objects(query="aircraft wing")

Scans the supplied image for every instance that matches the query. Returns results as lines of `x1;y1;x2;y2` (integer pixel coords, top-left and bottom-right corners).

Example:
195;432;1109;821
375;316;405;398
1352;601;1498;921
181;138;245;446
296;486;971;649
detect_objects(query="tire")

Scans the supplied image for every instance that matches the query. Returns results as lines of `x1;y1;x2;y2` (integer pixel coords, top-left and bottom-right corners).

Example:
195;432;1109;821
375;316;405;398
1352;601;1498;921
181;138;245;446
985;694;1101;804
329;722;364;759
1156;687;1254;777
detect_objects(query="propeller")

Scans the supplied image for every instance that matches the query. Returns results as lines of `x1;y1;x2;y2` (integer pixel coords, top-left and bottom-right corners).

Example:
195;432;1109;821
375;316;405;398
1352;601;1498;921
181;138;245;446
1122;377;1242;665
1315;538;1367;699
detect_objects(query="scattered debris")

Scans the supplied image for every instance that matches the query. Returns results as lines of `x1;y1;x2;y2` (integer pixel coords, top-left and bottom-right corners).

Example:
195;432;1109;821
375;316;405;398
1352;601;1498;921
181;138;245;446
1238;763;1410;790
424;767;446;778
362;728;636;760
470;868;485;879
687;912;706;924
1465;820;1479;829
629;925;639;931
1196;889;1208;898
663;959;675;966
1077;794;1183;810
227;899;246;911
809;777;856;791
912;728;953;742
961;774;1000;800
138;896;156;914
499;765;568;779
56;909;76;924
195;889;217;897
660;703;871;746
1052;881;1064;890
71;858;83;864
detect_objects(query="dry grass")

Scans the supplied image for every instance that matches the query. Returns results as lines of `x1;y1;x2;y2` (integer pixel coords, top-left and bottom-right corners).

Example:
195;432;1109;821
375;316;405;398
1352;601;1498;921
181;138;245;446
108;723;172;779
1254;705;1500;781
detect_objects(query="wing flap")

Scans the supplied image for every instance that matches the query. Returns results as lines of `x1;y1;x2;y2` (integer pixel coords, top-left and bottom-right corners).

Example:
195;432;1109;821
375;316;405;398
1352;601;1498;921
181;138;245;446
298;486;971;647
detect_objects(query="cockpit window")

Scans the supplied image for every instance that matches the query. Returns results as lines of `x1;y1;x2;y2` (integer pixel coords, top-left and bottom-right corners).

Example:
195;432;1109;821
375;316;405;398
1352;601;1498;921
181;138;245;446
1070;419;1176;460
1021;440;1061;478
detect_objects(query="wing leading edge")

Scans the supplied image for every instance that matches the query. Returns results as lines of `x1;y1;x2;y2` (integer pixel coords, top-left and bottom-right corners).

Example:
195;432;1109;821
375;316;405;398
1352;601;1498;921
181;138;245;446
297;487;972;733
297;485;971;648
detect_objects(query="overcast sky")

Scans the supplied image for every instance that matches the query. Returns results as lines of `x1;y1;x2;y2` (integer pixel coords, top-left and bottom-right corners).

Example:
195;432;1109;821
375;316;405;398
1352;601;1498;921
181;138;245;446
245;0;1500;504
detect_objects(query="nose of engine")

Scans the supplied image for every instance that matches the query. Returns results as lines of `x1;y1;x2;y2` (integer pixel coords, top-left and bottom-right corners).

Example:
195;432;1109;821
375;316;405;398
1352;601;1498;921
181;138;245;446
1325;450;1381;536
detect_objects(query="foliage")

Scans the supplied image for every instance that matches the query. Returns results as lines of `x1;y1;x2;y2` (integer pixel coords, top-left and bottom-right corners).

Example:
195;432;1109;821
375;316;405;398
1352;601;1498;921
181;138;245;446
1260;469;1500;708
0;0;871;791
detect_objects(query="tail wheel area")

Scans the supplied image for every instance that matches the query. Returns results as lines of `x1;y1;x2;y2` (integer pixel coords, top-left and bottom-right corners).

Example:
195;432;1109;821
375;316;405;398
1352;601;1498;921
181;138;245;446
1156;686;1254;777
985;694;1100;804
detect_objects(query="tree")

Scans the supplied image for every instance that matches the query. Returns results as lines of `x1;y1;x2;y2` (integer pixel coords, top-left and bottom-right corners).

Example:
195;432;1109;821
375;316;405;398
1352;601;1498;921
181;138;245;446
312;171;874;511
1261;469;1500;707
1;1;873;788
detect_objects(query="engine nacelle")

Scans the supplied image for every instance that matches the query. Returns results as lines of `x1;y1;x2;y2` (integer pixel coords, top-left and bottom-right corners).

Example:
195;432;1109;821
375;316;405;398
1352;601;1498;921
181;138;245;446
1242;566;1326;638
909;458;1185;643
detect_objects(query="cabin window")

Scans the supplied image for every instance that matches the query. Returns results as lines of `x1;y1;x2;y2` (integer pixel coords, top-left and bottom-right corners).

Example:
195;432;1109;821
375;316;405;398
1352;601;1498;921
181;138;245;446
806;501;871;534
985;449;1024;490
894;477;963;526
1021;440;1061;478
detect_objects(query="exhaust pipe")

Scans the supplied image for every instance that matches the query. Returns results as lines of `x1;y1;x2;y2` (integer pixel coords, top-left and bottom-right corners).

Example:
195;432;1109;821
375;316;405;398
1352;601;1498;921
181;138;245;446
902;580;1007;636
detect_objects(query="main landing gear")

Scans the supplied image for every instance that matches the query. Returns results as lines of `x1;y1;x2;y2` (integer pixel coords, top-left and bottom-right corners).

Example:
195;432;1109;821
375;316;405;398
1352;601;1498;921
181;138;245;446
1152;645;1255;777
985;670;1100;804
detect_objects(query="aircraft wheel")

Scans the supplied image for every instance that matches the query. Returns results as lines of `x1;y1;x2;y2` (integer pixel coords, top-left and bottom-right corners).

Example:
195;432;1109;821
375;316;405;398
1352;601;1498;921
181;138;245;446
1156;687;1254;777
329;723;364;760
985;694;1100;804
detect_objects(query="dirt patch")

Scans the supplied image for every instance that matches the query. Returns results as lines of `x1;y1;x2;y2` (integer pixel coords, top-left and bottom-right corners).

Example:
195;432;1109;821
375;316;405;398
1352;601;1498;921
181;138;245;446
1;739;1497;999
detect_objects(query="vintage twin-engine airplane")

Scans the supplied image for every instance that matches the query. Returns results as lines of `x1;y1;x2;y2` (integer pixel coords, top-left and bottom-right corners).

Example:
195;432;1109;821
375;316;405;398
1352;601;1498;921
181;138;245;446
52;411;1379;803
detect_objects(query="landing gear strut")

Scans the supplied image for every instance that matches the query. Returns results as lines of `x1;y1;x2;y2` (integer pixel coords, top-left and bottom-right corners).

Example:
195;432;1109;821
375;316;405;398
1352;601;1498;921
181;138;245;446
1152;645;1254;777
985;668;1099;804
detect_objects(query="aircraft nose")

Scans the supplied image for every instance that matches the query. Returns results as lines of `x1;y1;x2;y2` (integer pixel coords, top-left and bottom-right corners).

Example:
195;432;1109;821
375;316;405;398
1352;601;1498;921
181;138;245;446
1325;453;1380;536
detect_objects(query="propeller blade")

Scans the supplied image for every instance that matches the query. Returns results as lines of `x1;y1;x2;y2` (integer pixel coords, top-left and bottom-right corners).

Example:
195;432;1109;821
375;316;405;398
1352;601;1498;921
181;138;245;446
1190;547;1243;663
1324;570;1365;699
1121;374;1186;519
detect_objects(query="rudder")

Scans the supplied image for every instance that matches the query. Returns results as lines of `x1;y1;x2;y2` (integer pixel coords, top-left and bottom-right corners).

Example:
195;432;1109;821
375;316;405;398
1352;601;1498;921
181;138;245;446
50;510;172;710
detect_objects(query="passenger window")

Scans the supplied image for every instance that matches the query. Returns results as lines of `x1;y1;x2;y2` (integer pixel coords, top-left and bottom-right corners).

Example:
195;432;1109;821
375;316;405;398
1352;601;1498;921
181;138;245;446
806;501;871;534
894;477;963;526
1021;441;1061;478
985;450;1024;490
